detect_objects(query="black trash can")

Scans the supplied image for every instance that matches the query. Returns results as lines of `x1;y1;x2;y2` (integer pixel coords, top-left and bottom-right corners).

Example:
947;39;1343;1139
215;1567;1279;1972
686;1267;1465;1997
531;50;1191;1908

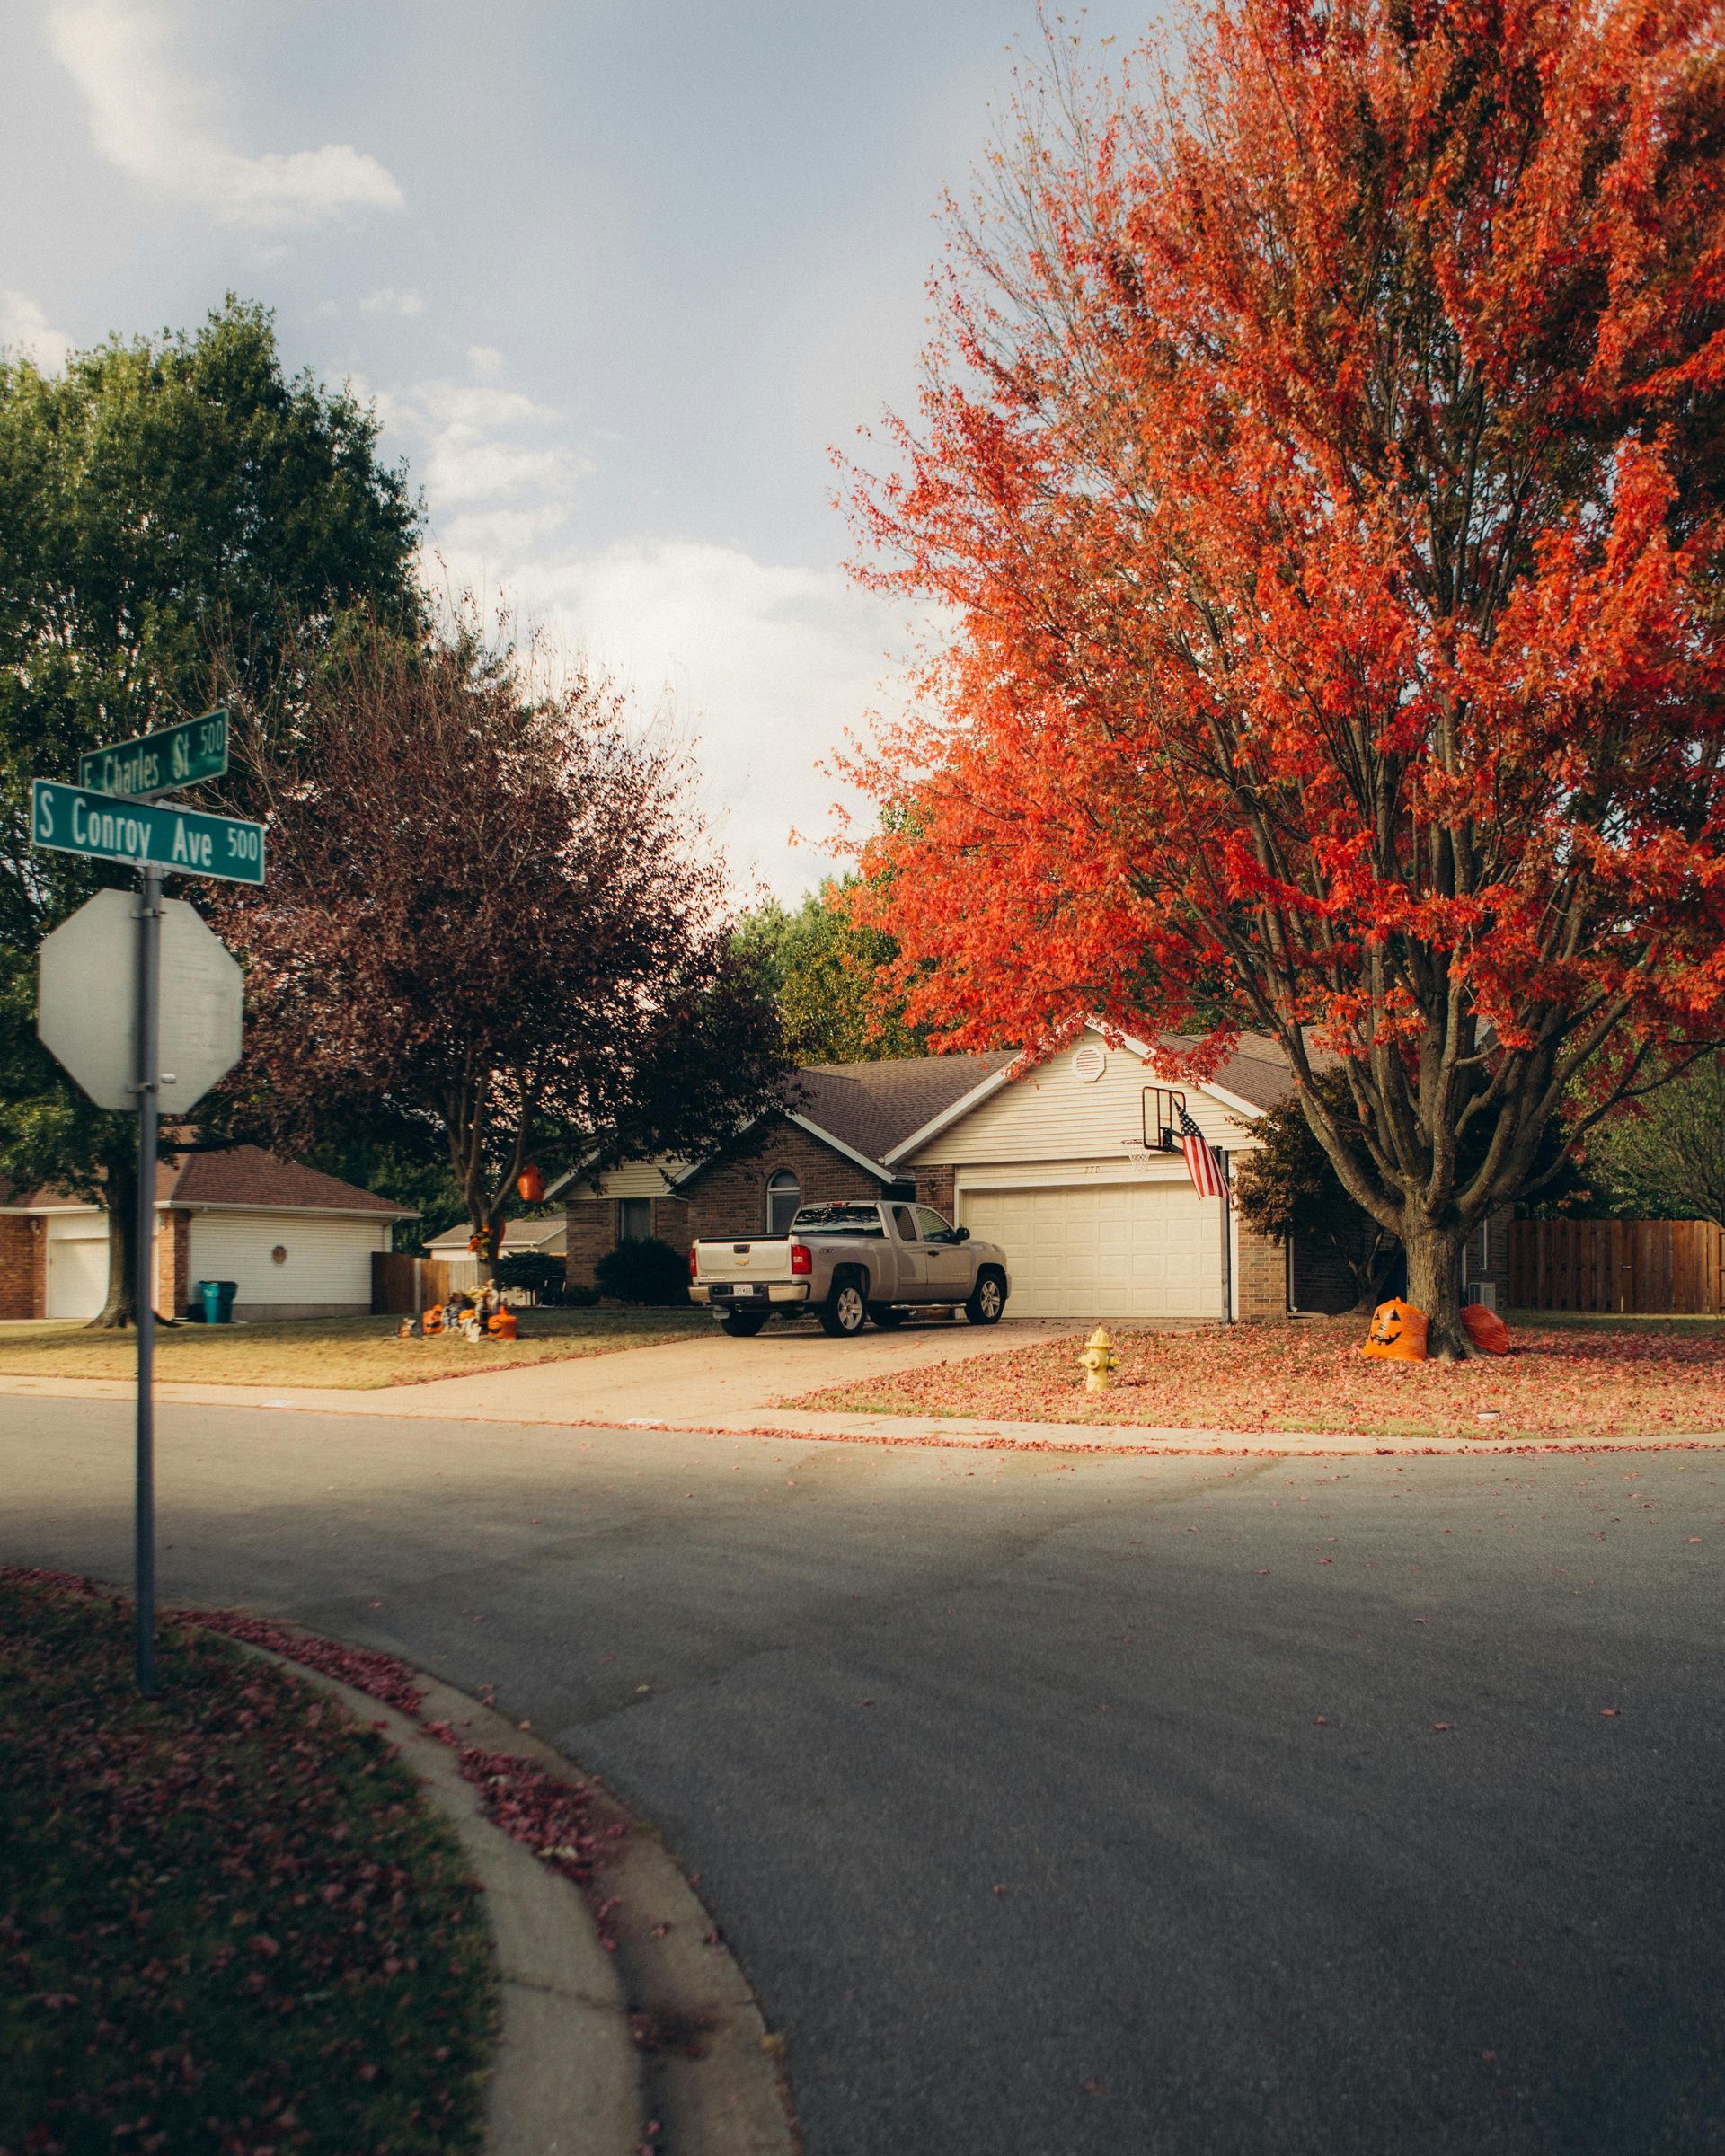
197;1279;239;1325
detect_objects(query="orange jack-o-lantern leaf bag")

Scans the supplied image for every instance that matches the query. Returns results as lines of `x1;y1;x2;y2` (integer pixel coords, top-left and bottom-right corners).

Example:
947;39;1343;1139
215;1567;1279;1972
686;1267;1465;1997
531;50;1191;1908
1361;1297;1429;1362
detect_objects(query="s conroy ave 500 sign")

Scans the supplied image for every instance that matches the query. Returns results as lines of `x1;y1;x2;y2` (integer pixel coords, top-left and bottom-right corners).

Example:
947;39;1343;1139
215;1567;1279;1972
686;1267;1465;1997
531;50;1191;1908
31;779;265;886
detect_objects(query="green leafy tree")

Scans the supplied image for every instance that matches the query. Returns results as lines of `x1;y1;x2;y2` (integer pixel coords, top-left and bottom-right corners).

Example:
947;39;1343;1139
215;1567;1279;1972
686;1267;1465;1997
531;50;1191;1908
0;297;421;1321
1581;1059;1725;1226
734;879;926;1065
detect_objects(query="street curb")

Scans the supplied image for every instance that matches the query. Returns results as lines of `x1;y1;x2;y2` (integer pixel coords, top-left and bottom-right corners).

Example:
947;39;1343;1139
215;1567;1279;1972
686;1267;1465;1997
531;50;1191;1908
237;1645;643;2156
4;1374;1723;1456
237;1633;801;2156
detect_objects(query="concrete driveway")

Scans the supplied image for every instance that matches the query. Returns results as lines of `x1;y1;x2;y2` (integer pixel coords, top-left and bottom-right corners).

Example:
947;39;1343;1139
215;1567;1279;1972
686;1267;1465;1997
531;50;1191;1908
0;1312;1066;1428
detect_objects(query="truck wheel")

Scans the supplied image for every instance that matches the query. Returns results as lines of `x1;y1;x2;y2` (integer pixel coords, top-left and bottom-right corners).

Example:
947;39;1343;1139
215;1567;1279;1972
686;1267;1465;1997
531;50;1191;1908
965;1270;1006;1325
721;1309;767;1337
867;1304;906;1329
819;1277;869;1337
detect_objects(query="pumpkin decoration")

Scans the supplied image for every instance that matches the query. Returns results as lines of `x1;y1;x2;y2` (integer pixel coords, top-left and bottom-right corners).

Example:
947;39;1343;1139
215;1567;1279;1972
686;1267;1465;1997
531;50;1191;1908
1461;1303;1510;1356
1360;1297;1429;1362
518;1164;546;1204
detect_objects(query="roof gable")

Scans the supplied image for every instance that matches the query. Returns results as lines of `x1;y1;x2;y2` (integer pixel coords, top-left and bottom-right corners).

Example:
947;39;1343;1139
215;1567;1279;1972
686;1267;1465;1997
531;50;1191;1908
889;1022;1297;1165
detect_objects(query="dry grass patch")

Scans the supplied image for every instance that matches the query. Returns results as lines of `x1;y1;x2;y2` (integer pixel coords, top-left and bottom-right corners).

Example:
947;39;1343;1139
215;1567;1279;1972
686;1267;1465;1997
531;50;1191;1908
0;1305;708;1390
779;1312;1725;1443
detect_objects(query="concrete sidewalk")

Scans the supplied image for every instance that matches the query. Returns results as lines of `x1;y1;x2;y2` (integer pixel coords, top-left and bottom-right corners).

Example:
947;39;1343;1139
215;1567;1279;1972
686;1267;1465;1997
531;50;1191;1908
0;1316;1066;1424
3;1312;1720;1454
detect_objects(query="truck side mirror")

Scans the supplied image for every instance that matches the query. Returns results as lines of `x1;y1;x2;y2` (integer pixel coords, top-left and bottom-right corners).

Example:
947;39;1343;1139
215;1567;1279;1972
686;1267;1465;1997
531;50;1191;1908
955;1224;970;1241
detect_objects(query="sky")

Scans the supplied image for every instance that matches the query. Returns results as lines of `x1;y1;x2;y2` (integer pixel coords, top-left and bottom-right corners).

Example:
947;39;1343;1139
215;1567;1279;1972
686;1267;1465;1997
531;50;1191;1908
0;0;1152;902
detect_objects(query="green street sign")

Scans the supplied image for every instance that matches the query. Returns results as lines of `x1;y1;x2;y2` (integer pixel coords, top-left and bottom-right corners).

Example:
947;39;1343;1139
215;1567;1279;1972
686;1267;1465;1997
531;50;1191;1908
31;780;265;886
79;709;229;799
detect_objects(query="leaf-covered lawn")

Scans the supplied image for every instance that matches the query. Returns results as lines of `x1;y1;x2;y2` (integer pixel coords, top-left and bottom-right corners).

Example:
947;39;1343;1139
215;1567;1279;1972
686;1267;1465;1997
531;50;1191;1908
0;1570;496;2156
780;1315;1725;1443
0;1304;708;1390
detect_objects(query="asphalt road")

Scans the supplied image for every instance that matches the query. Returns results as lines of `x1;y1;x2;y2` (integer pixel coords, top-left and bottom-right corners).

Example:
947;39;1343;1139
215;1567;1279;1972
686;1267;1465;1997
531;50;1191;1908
6;1396;1723;2155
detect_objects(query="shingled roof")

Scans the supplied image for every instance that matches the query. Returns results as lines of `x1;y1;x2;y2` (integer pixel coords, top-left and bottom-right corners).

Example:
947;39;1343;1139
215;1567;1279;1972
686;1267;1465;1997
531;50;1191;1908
0;1147;414;1217
783;1053;1019;1171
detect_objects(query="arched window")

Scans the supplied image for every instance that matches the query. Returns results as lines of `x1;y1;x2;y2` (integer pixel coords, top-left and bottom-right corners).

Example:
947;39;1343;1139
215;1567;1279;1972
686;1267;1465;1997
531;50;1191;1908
766;1170;801;1236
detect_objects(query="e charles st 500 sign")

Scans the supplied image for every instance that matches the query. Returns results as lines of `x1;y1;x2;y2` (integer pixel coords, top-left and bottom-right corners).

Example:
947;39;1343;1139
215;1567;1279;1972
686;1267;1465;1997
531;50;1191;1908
31;779;265;887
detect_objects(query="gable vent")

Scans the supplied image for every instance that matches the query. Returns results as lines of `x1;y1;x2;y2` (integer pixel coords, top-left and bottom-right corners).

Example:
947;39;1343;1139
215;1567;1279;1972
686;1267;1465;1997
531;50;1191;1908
1071;1043;1107;1083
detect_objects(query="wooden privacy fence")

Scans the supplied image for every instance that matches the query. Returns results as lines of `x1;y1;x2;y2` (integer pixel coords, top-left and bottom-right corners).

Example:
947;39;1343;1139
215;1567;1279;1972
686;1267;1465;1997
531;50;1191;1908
370;1251;450;1316
1507;1219;1724;1314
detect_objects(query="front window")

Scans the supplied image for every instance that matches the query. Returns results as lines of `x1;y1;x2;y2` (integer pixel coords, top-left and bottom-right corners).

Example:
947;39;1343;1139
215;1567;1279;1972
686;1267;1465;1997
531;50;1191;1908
915;1206;957;1244
766;1171;802;1236
618;1197;650;1242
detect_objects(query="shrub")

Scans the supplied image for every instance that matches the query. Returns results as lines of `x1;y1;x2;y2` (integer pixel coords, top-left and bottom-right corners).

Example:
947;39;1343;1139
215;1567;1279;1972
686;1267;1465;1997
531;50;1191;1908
594;1236;688;1305
496;1251;565;1303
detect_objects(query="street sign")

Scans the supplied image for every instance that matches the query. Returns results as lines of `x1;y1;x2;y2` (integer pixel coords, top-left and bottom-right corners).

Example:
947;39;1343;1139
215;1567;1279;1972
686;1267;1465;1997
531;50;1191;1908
31;779;265;886
38;888;243;1113
79;709;228;798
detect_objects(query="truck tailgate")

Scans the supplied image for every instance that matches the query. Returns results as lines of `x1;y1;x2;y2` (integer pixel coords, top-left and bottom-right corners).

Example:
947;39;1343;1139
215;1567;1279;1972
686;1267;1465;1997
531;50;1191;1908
694;1238;795;1285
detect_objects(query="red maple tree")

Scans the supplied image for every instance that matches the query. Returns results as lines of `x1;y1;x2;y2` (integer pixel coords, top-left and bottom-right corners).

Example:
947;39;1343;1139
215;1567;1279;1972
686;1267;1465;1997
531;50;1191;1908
847;0;1725;1353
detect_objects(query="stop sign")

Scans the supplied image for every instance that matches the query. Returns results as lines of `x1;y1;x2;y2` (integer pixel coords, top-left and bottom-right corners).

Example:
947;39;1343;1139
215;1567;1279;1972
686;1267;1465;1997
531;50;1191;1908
38;889;243;1114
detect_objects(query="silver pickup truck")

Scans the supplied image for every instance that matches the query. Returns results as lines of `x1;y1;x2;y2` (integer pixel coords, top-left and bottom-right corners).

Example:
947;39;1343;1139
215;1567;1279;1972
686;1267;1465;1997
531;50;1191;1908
689;1197;1011;1338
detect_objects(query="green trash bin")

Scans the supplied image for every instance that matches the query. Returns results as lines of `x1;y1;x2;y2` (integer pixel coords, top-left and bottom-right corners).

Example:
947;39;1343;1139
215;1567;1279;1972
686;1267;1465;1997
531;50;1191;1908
198;1279;238;1325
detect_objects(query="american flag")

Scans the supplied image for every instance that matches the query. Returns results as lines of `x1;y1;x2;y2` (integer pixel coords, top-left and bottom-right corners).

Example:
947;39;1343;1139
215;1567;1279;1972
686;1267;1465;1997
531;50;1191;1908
1178;1104;1227;1201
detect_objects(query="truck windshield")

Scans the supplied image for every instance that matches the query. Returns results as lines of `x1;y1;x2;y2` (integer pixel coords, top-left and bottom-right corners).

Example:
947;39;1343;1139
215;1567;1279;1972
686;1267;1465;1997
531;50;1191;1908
791;1203;884;1237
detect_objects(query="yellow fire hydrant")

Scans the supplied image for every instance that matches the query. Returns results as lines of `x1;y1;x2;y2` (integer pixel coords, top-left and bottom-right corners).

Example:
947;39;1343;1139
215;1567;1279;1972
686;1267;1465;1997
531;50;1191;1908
1080;1325;1119;1393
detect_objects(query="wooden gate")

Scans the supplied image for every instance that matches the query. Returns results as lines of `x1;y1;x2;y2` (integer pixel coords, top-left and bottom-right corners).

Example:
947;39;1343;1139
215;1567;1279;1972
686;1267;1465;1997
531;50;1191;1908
370;1251;450;1316
1506;1219;1723;1314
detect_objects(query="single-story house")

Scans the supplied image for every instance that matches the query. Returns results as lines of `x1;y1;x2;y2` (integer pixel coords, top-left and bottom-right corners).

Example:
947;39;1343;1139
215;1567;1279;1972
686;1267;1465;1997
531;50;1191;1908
555;1023;1512;1322
424;1215;567;1292
0;1148;416;1322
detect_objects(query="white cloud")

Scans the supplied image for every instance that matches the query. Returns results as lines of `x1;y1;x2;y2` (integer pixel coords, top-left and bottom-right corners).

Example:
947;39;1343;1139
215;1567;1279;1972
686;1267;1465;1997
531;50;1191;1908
467;344;505;379
360;286;426;317
449;533;899;900
0;290;73;369
370;373;591;512
369;349;898;898
44;1;404;229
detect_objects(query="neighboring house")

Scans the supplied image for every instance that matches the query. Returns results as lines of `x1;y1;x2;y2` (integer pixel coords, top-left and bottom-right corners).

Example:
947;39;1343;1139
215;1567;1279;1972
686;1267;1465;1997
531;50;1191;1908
423;1215;567;1293
556;1025;1308;1321
0;1148;415;1322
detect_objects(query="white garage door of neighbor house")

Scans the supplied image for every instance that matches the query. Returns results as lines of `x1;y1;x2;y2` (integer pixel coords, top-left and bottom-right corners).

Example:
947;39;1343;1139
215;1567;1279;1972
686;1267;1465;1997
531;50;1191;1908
188;1215;385;1308
960;1181;1225;1321
47;1227;109;1320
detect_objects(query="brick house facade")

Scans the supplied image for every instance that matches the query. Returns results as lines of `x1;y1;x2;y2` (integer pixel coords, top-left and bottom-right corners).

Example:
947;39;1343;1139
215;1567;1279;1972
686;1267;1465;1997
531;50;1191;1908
559;1037;1299;1321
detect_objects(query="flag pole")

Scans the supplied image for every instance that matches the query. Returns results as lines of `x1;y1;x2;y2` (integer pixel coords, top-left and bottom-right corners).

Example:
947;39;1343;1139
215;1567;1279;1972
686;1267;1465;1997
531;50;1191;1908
1219;1149;1234;1324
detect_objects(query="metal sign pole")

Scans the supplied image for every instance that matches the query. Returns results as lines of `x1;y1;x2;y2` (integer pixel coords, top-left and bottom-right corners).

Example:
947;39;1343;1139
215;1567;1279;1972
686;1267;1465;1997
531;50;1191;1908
134;868;163;1698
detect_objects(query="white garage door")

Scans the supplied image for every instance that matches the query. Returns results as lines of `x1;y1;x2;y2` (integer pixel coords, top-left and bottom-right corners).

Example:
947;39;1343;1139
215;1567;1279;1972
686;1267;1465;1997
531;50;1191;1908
47;1231;109;1319
960;1180;1225;1321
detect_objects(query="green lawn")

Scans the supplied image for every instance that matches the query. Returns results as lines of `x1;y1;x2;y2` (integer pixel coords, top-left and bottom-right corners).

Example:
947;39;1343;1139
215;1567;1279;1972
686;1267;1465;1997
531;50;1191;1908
0;1303;709;1390
0;1569;496;2156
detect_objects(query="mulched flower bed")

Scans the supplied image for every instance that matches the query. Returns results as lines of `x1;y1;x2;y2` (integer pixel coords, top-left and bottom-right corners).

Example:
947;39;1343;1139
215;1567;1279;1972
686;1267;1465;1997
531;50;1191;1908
0;1570;497;2156
780;1315;1725;1443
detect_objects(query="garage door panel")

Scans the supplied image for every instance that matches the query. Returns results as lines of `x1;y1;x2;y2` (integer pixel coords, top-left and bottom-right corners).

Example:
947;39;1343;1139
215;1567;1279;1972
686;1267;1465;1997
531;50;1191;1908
47;1234;108;1320
962;1181;1224;1321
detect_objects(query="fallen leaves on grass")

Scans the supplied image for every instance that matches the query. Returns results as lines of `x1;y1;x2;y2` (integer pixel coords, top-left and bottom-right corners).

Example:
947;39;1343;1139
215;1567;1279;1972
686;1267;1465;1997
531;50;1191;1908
0;1570;494;2156
777;1318;1725;1444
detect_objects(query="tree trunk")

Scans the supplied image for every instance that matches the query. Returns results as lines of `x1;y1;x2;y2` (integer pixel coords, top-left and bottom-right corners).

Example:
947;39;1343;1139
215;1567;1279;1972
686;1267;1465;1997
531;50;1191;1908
1402;1221;1473;1361
90;1139;139;1330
